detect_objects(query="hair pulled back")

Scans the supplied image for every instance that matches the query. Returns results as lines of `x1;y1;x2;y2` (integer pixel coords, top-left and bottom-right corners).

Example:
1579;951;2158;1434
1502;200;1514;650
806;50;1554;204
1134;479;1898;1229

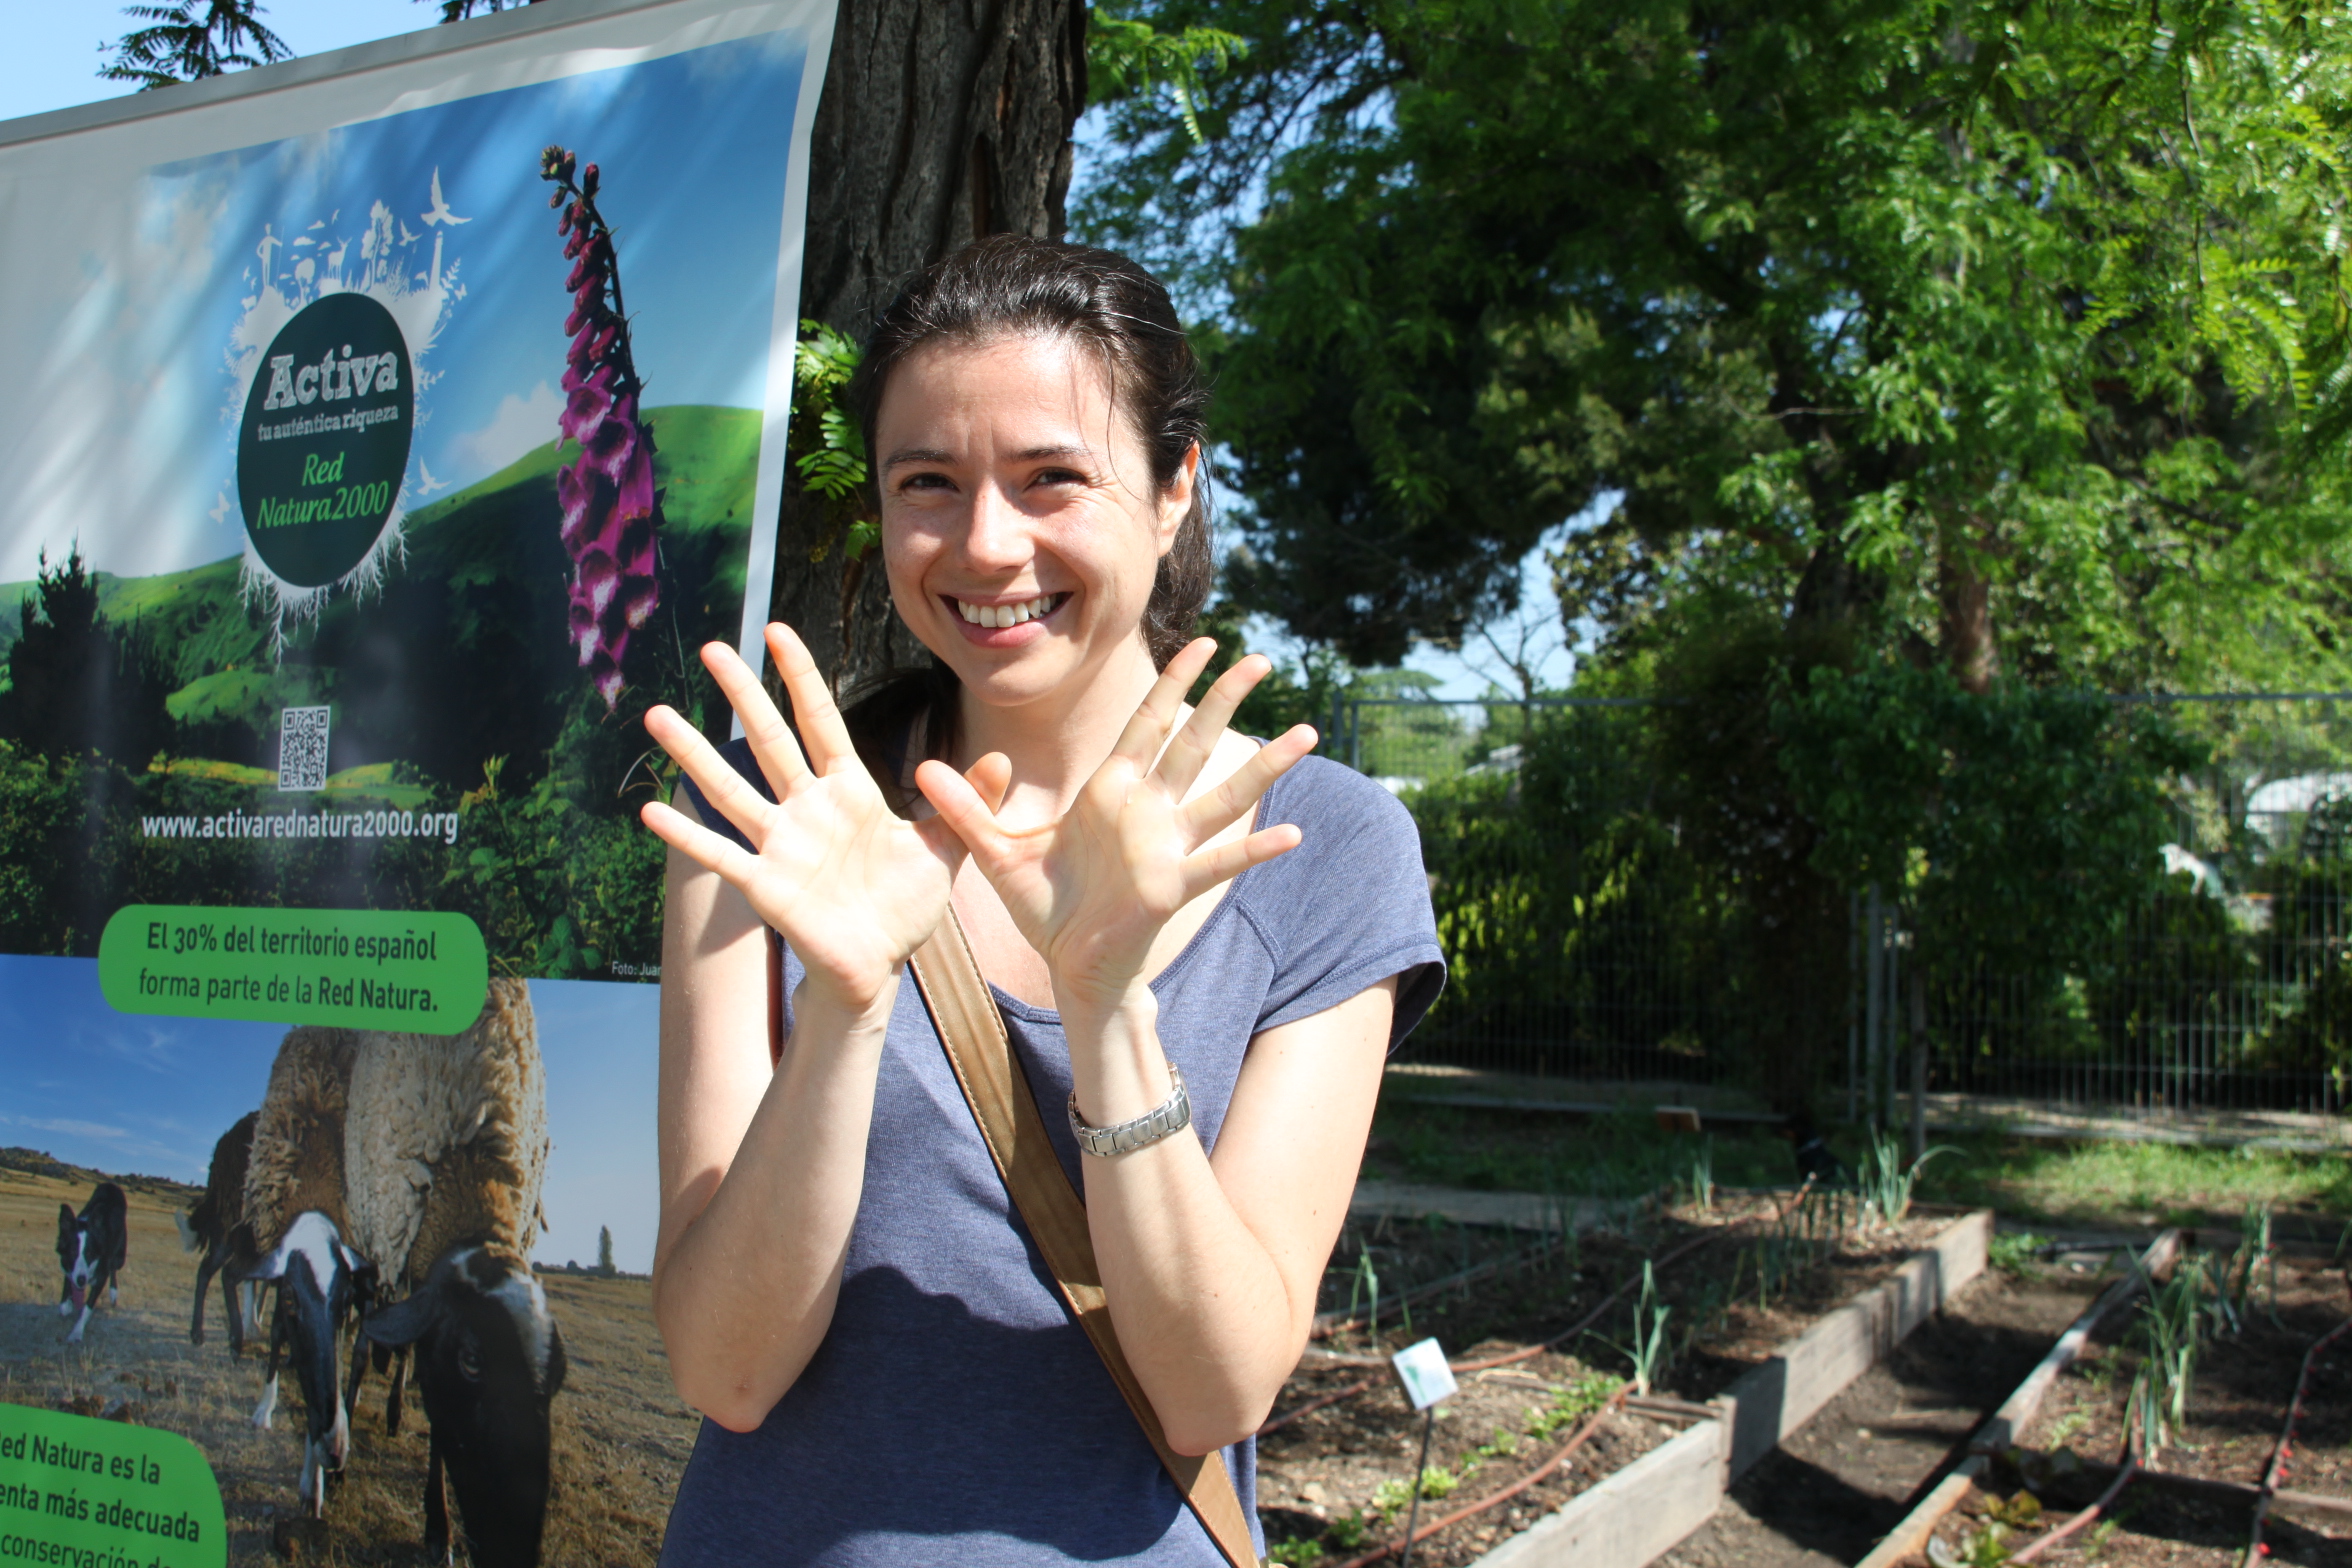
842;235;1215;784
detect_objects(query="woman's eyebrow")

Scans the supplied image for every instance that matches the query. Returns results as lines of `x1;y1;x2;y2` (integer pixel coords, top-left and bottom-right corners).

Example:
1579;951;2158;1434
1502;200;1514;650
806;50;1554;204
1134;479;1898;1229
882;446;957;471
1013;443;1093;463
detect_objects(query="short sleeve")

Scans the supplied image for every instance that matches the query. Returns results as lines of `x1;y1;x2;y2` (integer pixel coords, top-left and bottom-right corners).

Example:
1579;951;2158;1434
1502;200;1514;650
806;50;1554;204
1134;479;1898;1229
1236;756;1446;1049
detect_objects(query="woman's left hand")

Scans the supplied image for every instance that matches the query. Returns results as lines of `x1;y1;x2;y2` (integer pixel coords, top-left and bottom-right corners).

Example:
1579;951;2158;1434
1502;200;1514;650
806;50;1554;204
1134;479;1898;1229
915;639;1318;1015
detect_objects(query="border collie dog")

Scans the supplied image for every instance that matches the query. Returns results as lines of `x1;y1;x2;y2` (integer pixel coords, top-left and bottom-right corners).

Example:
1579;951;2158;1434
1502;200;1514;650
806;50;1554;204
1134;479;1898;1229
58;1182;129;1344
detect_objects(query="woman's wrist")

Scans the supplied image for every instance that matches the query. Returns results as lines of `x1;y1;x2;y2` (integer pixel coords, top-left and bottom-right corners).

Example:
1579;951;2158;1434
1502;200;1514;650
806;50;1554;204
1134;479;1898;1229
791;969;902;1045
1058;983;1176;1127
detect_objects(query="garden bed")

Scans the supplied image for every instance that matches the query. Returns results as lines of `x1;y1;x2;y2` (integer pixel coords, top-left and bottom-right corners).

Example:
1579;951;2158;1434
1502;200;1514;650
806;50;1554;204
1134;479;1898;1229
1906;1238;2352;1568
1260;1193;1977;1567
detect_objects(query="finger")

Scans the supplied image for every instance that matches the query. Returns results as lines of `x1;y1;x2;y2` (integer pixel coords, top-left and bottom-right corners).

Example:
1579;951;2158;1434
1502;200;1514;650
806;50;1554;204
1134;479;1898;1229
1178;723;1318;844
645;703;779;846
913;757;1013;870
1157;653;1273;798
913;753;1010;868
767;623;857;777
698;641;810;794
1108;638;1219;769
1179;823;1304;902
640;798;768;894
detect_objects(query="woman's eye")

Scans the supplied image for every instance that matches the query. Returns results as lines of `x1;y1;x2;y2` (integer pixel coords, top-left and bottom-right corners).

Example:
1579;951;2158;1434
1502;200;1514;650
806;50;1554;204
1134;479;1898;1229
897;471;954;493
1033;467;1086;487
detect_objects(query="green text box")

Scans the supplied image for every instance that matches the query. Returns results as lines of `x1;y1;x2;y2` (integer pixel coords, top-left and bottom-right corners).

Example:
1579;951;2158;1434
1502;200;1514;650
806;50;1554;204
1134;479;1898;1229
97;906;488;1032
0;1403;225;1568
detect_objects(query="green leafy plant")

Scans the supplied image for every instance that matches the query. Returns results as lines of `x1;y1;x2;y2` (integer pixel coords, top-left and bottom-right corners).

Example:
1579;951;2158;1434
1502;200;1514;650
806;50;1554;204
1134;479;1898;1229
1681;1137;1716;1214
1989;1232;2050;1277
1526;1371;1625;1440
1267;1540;1327;1567
1858;1131;1956;1231
1324;1512;1368;1552
788;321;878;562
2134;1256;2213;1450
1346;1249;1381;1342
1601;1261;1673;1397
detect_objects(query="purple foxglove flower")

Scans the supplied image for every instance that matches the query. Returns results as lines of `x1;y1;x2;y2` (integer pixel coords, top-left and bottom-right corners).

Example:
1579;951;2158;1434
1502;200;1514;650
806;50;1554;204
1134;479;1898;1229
540;146;663;710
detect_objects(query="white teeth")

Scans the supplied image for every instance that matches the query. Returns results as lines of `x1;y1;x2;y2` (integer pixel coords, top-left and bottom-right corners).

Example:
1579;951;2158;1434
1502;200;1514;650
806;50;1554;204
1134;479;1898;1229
956;594;1058;628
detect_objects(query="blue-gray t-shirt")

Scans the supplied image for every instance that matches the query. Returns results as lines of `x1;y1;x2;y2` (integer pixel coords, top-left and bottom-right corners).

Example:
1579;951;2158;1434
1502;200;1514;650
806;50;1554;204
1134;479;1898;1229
662;746;1443;1566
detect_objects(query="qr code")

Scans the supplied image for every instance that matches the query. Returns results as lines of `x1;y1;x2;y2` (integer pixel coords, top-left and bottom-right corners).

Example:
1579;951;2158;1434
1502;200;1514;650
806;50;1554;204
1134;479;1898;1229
278;706;331;792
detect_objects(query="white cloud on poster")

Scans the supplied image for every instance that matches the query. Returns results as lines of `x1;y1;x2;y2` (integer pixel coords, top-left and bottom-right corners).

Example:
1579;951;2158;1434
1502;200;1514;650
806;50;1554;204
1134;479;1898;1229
448;380;562;487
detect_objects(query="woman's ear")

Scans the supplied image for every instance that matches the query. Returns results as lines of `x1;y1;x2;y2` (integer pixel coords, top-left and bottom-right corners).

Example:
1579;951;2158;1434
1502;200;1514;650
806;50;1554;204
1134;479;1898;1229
1155;443;1200;556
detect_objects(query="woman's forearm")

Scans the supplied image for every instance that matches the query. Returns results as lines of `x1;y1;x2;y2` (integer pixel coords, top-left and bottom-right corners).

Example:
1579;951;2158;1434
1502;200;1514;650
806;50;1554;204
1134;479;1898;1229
1063;993;1310;1454
655;978;895;1429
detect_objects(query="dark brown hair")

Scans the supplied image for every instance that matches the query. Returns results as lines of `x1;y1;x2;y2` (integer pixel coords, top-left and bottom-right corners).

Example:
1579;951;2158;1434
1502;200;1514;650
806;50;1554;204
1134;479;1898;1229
842;236;1214;786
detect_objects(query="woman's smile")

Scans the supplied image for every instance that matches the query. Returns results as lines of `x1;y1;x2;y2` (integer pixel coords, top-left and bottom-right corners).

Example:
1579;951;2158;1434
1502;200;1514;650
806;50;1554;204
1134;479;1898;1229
945;590;1072;641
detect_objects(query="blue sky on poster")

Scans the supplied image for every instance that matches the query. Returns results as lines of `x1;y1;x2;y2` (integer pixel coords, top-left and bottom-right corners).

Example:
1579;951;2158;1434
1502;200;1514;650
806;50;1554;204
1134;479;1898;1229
5;31;802;586
0;958;663;1274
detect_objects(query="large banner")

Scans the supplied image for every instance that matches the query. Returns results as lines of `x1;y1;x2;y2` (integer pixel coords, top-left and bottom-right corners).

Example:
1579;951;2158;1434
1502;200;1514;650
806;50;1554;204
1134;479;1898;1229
0;0;829;1560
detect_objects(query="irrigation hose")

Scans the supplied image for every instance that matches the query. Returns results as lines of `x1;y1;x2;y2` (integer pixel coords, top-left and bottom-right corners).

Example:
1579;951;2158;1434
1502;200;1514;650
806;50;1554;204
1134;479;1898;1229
2240;1287;2352;1568
1326;1390;1629;1568
2011;1397;2144;1565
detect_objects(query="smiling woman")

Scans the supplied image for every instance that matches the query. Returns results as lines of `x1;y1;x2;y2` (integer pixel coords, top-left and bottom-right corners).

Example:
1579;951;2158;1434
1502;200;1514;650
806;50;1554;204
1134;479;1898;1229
636;237;1444;1567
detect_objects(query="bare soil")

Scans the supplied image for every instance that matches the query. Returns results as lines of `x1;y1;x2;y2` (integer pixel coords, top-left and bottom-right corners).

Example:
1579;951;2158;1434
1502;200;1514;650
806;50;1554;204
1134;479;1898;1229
1259;1196;1953;1567
0;1164;701;1567
1660;1257;2108;1568
1911;1249;2352;1568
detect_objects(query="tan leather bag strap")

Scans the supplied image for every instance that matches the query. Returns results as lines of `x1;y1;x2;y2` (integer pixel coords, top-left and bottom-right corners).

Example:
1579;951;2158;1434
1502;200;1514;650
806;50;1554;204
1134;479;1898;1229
908;912;1259;1568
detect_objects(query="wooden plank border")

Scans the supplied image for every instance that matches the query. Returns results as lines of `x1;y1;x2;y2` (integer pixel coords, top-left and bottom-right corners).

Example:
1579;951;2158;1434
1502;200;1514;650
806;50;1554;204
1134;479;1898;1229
1852;1228;2183;1568
1463;1209;1994;1568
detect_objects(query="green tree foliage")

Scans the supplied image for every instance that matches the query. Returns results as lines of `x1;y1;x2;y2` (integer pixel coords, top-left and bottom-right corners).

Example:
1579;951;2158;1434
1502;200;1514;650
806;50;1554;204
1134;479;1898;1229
101;0;288;88
1776;660;2207;973
1078;0;2352;685
0;549;174;770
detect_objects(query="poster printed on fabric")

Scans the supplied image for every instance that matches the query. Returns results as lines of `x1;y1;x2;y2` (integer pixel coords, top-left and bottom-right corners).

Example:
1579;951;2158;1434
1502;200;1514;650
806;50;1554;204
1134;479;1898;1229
0;0;829;1561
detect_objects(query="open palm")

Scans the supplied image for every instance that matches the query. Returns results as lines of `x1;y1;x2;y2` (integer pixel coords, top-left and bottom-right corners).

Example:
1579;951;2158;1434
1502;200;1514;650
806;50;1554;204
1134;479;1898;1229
641;626;1005;1011
916;641;1317;1013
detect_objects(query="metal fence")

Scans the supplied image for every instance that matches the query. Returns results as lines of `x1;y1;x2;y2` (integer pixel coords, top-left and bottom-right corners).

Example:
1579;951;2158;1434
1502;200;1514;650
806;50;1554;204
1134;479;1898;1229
1331;693;2352;1119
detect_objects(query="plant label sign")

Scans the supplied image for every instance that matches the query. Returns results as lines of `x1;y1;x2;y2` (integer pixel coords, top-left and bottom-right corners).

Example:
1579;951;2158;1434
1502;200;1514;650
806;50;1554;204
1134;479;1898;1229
1392;1338;1459;1411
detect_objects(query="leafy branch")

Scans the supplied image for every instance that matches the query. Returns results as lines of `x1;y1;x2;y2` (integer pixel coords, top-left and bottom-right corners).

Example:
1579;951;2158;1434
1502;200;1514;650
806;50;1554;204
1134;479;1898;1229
1087;7;1248;144
100;0;288;89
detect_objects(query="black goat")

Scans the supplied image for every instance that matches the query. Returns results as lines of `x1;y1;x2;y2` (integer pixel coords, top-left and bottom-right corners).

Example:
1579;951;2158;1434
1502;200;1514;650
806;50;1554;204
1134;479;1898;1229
366;1245;566;1568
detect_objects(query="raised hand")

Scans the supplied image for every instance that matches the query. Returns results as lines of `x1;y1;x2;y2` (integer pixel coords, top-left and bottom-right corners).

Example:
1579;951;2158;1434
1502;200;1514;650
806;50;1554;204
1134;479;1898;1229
915;640;1317;1015
640;624;1008;1013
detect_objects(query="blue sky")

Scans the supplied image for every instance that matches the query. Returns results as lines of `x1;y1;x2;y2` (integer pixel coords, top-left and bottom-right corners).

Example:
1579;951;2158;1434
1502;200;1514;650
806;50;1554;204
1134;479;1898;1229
1;958;662;1274
4;0;436;125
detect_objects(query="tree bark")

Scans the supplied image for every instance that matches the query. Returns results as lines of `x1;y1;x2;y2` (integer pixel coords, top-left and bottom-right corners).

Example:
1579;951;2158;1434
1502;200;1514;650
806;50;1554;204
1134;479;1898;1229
766;0;1087;694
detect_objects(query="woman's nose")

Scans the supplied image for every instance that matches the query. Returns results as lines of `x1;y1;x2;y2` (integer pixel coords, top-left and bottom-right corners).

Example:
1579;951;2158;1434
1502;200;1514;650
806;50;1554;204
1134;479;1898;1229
959;481;1031;573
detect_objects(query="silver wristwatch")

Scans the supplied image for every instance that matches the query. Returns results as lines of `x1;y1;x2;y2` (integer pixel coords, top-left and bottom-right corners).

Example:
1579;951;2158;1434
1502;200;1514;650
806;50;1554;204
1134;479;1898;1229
1068;1063;1191;1158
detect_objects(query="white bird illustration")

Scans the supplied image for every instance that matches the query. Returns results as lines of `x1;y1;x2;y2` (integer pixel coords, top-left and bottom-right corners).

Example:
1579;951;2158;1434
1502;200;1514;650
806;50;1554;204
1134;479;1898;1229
422;169;469;228
420;168;469;292
412;461;451;498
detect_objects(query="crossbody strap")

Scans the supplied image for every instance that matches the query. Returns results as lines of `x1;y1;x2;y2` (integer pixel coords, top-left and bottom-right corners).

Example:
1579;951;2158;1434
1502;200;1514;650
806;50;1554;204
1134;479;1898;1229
907;912;1259;1568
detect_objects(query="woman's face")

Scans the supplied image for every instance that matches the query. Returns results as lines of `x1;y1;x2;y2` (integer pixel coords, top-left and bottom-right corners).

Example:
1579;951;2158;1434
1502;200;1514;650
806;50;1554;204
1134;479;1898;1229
875;331;1193;715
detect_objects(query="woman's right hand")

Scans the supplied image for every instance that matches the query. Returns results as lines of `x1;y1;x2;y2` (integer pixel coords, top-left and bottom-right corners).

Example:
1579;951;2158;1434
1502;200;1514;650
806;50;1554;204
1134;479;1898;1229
640;623;1005;1014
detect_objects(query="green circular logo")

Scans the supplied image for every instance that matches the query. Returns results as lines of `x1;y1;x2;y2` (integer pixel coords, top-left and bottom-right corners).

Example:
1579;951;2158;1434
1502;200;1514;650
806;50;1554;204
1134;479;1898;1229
236;293;414;588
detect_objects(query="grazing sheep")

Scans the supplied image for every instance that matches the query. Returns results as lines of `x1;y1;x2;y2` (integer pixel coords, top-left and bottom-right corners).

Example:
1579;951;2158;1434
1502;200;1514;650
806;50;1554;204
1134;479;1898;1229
240;1026;373;1516
342;979;564;1568
178;1111;259;1354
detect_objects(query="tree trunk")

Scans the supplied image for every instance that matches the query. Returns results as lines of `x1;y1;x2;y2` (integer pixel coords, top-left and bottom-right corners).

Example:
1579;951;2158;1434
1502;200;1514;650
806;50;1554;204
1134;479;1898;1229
1937;513;1998;695
766;0;1087;694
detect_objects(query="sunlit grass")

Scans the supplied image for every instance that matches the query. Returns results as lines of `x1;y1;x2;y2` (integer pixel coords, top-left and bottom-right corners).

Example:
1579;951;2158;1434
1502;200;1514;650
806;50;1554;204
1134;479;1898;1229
1918;1131;2352;1227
